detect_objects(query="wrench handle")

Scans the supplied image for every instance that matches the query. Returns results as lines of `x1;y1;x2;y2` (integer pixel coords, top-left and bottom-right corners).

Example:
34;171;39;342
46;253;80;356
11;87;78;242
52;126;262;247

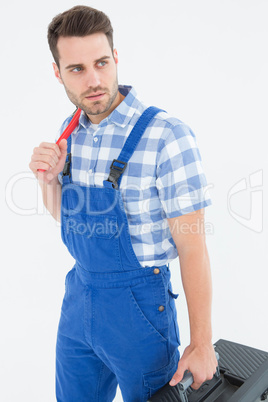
37;108;81;172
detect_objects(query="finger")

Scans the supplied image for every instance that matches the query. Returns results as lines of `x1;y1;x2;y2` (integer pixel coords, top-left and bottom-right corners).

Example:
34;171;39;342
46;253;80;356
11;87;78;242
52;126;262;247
58;140;68;161
34;145;61;161
58;139;68;152
31;154;58;169
190;380;203;390
190;372;211;390
169;363;187;386
31;153;59;169
30;161;51;172
38;142;61;158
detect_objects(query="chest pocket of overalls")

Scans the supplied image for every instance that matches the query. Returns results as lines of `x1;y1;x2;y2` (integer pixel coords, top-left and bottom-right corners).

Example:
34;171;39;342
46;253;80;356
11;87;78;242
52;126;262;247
62;212;122;272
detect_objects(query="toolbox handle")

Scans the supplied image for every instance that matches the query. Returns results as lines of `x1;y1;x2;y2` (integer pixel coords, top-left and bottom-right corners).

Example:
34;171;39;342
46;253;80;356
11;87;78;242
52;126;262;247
178;351;220;402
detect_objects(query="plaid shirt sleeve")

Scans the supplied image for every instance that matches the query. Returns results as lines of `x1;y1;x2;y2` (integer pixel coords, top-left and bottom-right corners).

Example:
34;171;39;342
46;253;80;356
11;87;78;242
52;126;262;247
155;122;212;218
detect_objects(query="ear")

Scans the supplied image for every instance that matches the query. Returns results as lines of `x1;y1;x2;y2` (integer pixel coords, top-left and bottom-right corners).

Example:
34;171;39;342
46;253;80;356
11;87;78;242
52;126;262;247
113;49;119;64
52;62;63;84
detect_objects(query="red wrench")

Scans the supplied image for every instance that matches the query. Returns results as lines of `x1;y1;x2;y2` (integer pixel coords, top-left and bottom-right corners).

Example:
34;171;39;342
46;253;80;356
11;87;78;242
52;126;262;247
38;108;81;172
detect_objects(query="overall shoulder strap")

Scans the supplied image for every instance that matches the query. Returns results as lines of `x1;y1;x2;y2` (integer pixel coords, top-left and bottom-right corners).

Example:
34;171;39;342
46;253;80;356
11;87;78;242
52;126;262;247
66;135;72;154
103;106;165;189
61;108;81;184
62;132;73;184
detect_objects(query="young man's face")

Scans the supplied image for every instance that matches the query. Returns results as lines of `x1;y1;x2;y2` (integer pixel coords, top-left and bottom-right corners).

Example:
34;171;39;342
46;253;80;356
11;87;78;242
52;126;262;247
53;33;123;124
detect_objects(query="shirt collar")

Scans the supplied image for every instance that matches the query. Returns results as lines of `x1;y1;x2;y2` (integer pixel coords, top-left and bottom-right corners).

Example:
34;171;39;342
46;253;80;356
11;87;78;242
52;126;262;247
78;85;140;130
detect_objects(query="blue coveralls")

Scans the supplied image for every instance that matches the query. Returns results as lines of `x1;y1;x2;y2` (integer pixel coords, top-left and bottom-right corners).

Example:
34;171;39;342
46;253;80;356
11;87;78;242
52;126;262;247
56;106;181;401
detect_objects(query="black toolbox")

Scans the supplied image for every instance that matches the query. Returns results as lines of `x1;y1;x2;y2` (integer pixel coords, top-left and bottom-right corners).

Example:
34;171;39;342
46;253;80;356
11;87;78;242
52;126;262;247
148;339;268;402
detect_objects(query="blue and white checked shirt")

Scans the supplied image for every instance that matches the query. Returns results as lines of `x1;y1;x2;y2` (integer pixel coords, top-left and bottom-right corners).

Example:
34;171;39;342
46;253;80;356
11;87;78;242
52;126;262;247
57;84;212;267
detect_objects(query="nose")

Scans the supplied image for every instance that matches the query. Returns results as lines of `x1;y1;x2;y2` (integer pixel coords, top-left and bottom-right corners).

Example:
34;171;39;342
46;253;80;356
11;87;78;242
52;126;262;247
85;69;101;89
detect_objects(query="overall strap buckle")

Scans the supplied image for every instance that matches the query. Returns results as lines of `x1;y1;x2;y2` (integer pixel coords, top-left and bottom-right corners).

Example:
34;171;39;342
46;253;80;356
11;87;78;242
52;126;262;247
103;106;165;190
106;159;127;189
62;153;72;177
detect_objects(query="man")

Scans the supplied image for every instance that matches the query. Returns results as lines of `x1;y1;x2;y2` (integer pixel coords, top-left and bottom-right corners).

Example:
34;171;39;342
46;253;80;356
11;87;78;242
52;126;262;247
29;5;218;401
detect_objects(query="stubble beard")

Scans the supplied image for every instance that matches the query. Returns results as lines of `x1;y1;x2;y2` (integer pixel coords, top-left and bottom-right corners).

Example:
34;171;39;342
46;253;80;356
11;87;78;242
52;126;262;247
63;77;119;117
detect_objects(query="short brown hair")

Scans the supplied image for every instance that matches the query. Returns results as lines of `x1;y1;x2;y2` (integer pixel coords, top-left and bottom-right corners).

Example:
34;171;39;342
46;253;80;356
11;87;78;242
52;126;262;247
47;5;114;68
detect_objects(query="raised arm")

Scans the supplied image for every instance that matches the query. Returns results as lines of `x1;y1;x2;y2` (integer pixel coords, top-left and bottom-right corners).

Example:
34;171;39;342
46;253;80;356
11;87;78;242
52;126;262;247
29;140;67;222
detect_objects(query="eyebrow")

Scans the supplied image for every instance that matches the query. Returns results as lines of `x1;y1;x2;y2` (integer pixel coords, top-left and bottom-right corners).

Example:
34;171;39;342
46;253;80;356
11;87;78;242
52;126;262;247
65;56;111;70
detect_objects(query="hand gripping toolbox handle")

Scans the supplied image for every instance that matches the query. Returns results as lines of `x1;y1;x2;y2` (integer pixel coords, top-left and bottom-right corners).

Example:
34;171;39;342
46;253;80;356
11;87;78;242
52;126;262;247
177;351;220;402
148;351;220;402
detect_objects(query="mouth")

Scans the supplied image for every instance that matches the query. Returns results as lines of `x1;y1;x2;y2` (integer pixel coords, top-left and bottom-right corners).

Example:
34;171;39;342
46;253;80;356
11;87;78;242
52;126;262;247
85;92;105;101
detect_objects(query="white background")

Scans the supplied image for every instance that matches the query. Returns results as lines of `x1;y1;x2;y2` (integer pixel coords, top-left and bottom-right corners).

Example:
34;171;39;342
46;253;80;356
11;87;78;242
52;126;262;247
1;0;268;401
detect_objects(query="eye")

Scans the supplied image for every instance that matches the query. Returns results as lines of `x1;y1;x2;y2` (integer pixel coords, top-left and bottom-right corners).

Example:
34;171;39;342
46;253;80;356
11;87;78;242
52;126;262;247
98;61;107;67
71;67;82;72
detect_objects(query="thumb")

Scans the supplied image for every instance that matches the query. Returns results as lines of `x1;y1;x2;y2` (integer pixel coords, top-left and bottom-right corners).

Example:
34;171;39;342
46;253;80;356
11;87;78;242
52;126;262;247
55;139;68;174
58;139;68;154
169;361;187;386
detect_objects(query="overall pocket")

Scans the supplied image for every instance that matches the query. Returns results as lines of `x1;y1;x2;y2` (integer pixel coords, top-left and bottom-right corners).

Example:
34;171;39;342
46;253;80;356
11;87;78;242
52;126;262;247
143;348;180;399
62;213;122;272
127;273;169;343
128;286;168;343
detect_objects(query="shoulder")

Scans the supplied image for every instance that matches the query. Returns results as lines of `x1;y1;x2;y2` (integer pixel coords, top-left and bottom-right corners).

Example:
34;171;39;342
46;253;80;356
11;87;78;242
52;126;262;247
150;110;198;154
55;113;76;142
156;110;195;136
59;113;75;132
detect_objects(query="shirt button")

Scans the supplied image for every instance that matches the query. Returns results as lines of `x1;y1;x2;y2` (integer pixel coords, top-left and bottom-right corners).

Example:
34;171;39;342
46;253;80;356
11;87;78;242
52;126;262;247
158;305;165;312
154;268;160;275
94;137;98;142
88;169;92;174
